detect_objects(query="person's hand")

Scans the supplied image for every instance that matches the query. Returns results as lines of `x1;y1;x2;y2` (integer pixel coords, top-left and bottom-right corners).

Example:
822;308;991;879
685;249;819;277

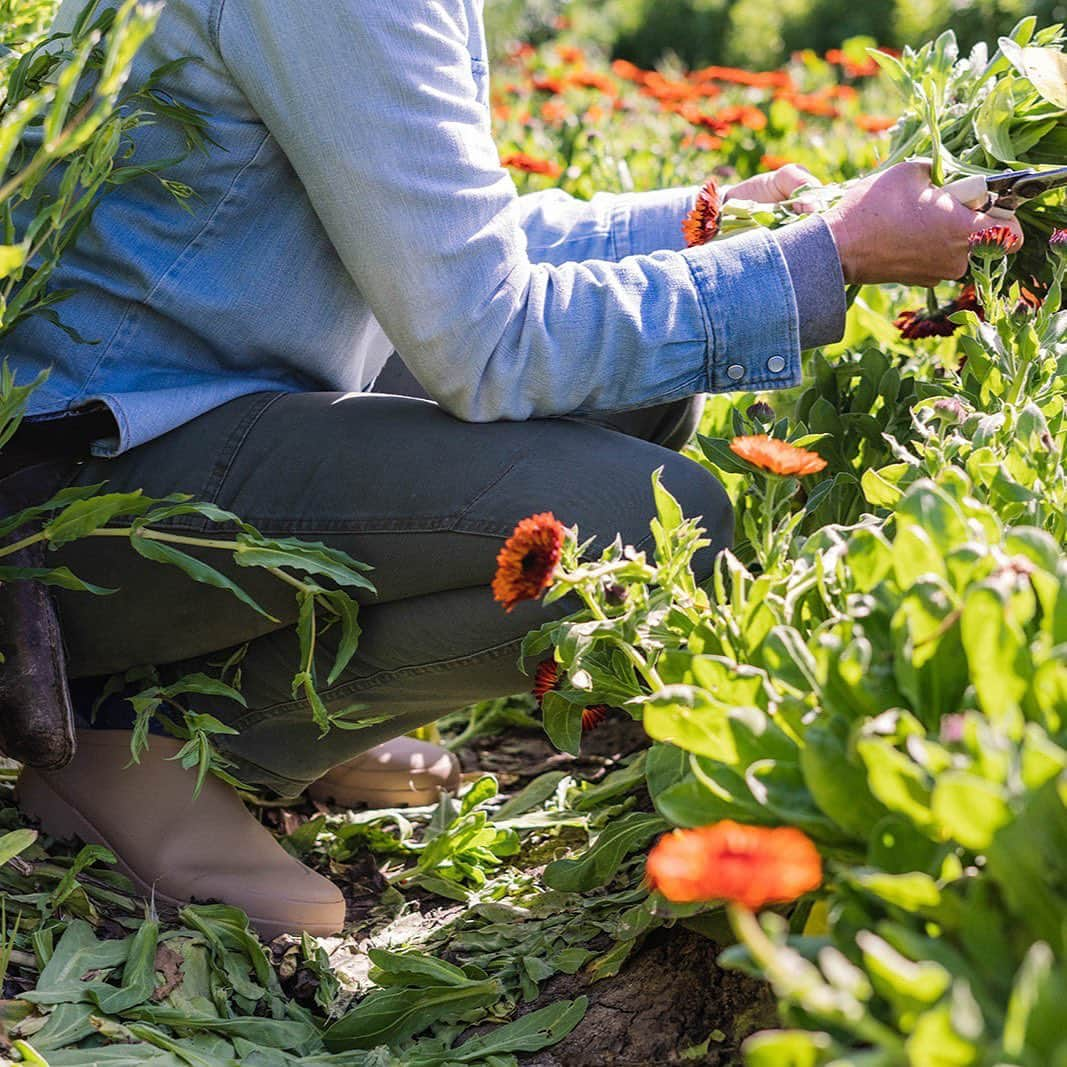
824;160;1025;287
725;164;820;205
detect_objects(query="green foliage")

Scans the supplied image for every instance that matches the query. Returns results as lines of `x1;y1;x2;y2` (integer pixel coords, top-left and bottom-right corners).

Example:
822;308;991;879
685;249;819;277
527;153;1067;1064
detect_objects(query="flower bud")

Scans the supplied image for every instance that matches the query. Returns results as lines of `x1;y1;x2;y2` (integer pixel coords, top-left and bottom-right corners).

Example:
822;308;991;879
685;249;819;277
746;401;775;424
932;396;967;423
968;226;1015;259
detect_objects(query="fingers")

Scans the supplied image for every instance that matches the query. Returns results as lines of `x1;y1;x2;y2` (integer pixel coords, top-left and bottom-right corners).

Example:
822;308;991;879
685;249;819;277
772;164;821;199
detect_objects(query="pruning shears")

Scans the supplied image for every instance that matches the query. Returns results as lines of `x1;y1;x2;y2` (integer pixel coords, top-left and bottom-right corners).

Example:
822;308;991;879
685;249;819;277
943;166;1067;219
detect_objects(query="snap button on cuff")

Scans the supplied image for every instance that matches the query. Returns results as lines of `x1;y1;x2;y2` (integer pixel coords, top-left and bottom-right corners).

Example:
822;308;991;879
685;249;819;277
767;355;786;373
726;364;745;381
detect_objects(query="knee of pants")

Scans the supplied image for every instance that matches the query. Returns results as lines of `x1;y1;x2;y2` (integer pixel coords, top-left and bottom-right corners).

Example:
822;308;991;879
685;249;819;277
654;451;734;584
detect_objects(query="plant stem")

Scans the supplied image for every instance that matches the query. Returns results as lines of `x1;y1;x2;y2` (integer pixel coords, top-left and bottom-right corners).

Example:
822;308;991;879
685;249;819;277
762;477;780;569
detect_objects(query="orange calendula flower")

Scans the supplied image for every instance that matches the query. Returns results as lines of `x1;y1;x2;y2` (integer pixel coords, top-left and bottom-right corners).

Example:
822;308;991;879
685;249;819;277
682;179;721;248
729;435;827;476
500;152;562;178
646;821;823;909
493;513;566;611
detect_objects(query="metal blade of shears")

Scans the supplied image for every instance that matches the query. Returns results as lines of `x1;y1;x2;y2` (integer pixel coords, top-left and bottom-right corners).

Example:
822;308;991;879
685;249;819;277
944;166;1067;217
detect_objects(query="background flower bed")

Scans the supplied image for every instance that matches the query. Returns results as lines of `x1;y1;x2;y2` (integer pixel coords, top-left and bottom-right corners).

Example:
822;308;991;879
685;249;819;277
0;2;1065;1066
488;0;1067;71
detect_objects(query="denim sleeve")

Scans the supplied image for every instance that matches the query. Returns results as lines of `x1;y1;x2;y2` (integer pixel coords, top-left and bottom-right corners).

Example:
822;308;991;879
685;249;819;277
215;0;803;420
519;186;700;265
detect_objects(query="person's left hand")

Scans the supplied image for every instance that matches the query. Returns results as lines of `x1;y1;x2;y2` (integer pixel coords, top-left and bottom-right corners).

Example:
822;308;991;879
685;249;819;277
724;164;821;205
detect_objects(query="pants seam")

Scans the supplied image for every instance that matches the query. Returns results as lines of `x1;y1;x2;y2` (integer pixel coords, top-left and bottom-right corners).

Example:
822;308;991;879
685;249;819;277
201;392;287;508
225;635;524;732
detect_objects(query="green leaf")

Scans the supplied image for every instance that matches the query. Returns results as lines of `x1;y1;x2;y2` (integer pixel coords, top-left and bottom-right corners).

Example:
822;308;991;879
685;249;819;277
857;737;934;832
1000;39;1067;108
801;722;888;839
849;869;942;911
235;535;375;592
88;918;159;1014
368;948;472;988
541;690;583;756
544;812;665;892
43;492;150;545
932;772;1012;850
323;590;361;685
960;584;1030;727
322;979;501;1051
423;996;588;1064
743;1030;835;1067
129;535;276;622
23;920;130;1005
0;827;37;866
0;565;116;595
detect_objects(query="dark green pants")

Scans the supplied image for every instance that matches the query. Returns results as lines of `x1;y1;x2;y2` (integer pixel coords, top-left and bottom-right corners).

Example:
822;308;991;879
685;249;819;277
54;366;731;795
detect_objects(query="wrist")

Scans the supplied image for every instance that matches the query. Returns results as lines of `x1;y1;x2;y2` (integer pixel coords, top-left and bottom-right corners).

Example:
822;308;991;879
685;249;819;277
825;209;858;284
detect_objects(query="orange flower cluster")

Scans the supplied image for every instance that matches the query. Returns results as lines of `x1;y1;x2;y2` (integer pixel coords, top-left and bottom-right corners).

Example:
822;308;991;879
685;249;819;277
492;512;566;611
646;821;823;909
730;435;827;476
532;660;610;732
500;152;562;178
692;65;794;91
777;89;841;119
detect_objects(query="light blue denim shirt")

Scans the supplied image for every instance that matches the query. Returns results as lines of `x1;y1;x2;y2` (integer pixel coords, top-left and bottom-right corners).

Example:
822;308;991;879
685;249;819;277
7;0;844;456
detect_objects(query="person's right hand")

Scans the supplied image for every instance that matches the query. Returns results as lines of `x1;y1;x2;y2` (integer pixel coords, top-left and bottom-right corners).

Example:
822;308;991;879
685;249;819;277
824;160;1024;287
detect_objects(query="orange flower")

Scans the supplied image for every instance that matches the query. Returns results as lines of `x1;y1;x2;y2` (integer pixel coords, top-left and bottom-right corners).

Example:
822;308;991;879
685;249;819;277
683;133;724;151
729;435;827;476
493;513;566;611
856;114;895;133
611;58;649;85
531;73;565;95
760;154;792;171
557;44;585;66
540;99;569;124
646;821;823;909
568;70;617;95
500;152;562;179
714;104;767;131
532;659;610;732
682;179;721;248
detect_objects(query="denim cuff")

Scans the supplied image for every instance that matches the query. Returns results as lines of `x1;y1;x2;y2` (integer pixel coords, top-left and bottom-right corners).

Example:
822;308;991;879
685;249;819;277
682;226;801;394
774;215;847;350
611;184;701;258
